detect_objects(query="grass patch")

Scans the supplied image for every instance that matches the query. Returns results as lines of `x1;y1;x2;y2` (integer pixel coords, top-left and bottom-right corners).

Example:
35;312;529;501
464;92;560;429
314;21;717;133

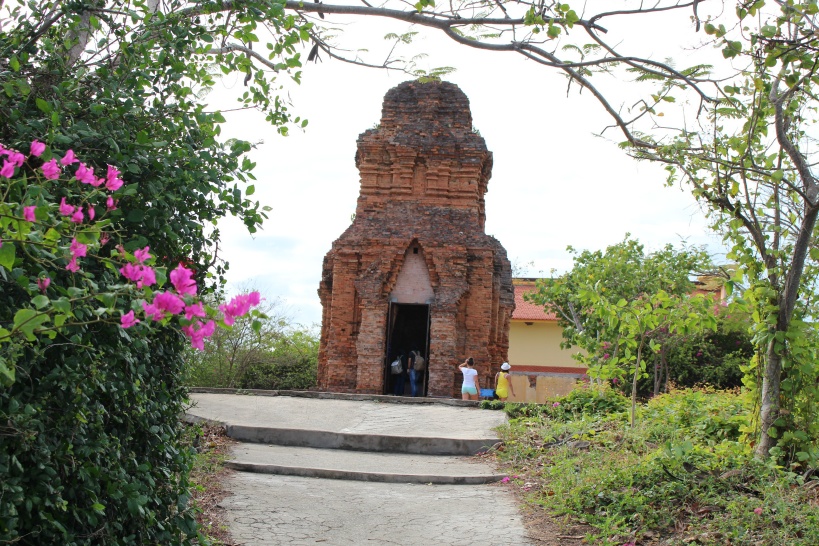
492;385;819;545
182;423;237;545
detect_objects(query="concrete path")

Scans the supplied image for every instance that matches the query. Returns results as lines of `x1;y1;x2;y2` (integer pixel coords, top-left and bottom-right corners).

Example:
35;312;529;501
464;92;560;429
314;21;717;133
223;473;531;545
187;392;506;454
186;392;533;545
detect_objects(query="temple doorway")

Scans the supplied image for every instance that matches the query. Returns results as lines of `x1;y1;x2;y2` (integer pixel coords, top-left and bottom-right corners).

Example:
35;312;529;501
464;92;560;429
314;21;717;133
384;303;431;396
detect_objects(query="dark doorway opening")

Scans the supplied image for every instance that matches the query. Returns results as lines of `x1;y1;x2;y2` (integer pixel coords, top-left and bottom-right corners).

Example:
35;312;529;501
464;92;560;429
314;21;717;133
384;303;431;396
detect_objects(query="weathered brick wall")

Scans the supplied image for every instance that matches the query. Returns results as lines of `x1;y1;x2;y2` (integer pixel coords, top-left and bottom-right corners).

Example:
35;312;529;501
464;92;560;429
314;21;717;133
317;81;515;397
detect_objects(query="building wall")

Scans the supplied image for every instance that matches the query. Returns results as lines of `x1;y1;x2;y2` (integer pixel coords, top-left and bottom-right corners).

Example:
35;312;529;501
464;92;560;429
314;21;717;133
508;320;582;368
501;320;587;403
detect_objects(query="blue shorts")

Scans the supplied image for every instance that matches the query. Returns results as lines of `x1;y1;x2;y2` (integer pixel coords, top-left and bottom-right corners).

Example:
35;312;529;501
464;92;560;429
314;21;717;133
462;386;478;395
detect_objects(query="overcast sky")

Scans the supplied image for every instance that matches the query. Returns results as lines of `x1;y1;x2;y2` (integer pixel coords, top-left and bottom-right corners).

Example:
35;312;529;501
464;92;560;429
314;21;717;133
210;10;725;327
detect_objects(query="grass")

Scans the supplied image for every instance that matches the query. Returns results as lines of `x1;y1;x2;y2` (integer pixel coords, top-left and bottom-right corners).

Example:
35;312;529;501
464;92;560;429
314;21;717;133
182;423;237;545
489;385;819;545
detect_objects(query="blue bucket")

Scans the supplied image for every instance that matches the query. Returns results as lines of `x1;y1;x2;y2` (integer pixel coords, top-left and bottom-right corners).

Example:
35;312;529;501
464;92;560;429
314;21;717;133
480;388;495;399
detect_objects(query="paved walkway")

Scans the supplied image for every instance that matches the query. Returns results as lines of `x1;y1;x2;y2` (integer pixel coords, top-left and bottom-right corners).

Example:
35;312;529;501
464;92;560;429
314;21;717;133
186;392;533;545
223;473;531;545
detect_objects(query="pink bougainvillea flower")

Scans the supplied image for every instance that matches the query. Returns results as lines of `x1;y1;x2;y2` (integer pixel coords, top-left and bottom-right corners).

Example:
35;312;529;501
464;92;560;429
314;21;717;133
552;402;560;408
219;291;262;325
612;378;620;385
61;149;78;166
0;144;7;156
120;262;142;282
59;197;75;216
247;291;261;306
100;233;110;246
170;263;197;296
753;507;763;515
41;158;61;180
0;159;15;178
603;353;610;359
119;263;156;288
153;291;185;315
183;319;216;350
133;246;151;264
23;206;36;222
37;276;51;292
184;302;206;321
121;310;140;329
8;151;24;167
66;257;80;272
70;208;84;223
87;205;96;221
105;165;124;191
69;238;87;259
106;196;117;211
138;266;156;288
30;140;46;157
75;163;96;185
142;300;163;321
501;476;510;483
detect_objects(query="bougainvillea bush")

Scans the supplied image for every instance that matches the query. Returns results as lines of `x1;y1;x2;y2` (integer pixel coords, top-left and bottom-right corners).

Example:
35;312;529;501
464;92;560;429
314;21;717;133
0;1;309;542
0;141;263;543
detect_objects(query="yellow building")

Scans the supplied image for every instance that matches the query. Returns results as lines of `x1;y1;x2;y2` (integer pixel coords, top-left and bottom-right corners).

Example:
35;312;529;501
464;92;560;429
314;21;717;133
505;279;587;403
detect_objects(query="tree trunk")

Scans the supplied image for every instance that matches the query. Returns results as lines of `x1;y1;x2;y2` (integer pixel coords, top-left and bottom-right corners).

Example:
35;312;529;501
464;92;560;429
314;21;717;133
630;342;644;428
755;338;783;458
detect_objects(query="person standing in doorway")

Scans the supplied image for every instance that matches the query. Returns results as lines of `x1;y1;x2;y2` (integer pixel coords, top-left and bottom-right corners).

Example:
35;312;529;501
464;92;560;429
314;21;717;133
409;350;425;397
494;362;516;401
393;353;407;396
458;357;480;401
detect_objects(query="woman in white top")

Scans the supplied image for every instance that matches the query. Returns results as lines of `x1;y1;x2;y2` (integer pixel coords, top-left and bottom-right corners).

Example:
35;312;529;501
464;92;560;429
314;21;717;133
458;357;480;400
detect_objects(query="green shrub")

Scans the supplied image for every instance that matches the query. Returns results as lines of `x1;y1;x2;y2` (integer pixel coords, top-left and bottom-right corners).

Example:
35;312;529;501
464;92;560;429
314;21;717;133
0;330;197;544
502;384;629;421
494;388;819;545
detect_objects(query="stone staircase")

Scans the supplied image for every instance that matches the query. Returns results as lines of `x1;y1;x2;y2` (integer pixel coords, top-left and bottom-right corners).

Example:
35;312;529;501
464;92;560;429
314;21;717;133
185;390;507;485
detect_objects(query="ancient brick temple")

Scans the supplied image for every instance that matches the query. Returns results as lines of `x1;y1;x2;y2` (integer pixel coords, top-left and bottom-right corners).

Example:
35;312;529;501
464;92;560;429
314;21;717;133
316;81;515;398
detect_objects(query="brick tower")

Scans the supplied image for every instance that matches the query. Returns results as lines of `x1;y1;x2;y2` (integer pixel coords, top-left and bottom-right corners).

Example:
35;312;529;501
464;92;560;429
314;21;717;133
316;80;515;398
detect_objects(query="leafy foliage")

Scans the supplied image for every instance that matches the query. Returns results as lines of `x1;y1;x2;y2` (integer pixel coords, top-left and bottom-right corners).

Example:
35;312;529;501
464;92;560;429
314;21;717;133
527;236;720;425
495;388;819;545
0;1;309;542
185;294;319;391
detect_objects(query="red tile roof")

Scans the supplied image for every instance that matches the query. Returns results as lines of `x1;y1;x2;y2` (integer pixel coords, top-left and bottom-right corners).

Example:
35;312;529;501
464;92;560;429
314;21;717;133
513;281;558;321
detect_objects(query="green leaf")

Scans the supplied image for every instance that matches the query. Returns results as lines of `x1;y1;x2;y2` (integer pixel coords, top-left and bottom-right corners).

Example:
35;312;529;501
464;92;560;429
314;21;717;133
0;242;14;270
31;295;49;309
13;309;50;341
52;297;71;313
246;184;255;196
36;98;52;113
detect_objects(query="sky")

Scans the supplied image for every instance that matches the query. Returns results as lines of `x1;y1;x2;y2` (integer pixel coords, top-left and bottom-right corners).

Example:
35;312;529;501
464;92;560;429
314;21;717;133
210;10;726;327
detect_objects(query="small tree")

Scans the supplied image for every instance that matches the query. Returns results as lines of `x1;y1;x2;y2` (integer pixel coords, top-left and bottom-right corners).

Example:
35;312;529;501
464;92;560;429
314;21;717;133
185;291;292;388
528;236;718;426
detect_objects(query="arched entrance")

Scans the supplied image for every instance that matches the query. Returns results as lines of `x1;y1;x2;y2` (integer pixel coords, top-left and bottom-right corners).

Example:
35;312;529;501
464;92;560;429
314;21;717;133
384;303;431;395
